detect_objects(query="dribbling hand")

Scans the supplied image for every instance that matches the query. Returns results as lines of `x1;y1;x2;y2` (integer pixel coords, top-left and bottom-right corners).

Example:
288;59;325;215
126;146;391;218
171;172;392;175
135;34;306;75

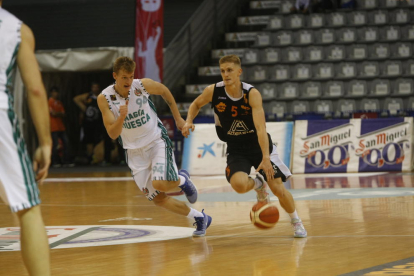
256;159;274;181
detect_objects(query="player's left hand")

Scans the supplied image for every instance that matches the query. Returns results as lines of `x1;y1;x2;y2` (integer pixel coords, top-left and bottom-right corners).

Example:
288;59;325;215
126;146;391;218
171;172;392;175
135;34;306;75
175;117;186;131
256;159;274;181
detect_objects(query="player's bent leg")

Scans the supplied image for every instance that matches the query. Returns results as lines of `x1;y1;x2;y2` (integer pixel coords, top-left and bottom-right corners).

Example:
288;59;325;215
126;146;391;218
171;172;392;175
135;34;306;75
16;205;51;276
152;193;212;237
267;178;307;238
267;177;295;213
229;172;254;194
152;179;180;193
152;192;191;216
178;169;198;204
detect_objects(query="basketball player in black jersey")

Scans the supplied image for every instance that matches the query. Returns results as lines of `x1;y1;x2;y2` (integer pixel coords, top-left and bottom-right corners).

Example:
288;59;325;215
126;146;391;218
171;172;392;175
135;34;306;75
182;55;307;238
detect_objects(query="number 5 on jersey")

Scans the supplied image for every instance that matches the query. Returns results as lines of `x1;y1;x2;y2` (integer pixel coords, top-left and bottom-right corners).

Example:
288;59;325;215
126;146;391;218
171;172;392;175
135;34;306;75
231;106;238;117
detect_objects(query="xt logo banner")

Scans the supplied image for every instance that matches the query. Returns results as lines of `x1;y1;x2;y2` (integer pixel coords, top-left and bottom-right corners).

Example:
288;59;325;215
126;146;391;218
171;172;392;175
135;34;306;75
227;120;254;136
0;225;194;251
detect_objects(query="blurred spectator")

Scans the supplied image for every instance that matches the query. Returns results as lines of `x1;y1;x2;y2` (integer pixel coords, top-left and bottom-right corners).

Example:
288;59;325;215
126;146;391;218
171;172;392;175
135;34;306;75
48;87;74;167
102;135;126;166
311;0;338;12
291;0;310;14
340;0;356;9
73;82;105;164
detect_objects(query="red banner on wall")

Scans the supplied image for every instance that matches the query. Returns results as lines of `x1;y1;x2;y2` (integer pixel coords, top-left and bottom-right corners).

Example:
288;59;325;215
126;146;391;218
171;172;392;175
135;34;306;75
135;0;163;82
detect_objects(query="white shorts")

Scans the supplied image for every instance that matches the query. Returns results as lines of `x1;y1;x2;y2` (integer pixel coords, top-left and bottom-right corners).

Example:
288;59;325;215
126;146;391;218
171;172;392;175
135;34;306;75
0;109;40;212
126;137;179;201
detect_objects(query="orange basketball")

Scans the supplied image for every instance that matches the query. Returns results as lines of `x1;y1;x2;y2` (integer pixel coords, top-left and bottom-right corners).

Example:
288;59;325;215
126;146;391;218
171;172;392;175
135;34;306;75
250;202;279;229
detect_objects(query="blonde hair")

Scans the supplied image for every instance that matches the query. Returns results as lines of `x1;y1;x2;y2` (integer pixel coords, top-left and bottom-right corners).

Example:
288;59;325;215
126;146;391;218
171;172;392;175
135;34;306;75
113;56;136;74
219;55;241;66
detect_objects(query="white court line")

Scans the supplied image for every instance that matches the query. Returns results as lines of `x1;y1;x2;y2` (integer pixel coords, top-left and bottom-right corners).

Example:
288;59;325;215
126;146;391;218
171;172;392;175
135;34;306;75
206;235;414;238
40;204;155;207
45;177;133;182
44;172;393;183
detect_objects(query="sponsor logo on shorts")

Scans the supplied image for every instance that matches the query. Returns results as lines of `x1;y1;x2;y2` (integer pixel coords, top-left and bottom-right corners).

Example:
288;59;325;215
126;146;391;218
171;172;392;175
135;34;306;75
226;166;231;178
0;225;194;251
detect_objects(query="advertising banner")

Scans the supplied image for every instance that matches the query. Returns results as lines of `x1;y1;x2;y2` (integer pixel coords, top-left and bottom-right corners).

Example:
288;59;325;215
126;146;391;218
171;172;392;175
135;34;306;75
293;120;354;174
135;0;163;82
355;117;412;172
182;122;294;176
292;118;413;173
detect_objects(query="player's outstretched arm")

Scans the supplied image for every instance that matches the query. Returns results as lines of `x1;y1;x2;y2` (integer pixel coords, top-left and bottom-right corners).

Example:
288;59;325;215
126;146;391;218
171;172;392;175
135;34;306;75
17;23;52;183
140;78;185;130
97;94;127;139
182;84;214;138
250;89;274;181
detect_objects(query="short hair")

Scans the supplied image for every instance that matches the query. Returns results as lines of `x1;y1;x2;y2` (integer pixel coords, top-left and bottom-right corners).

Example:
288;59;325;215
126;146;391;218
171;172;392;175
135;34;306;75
113;56;136;74
219;55;241;66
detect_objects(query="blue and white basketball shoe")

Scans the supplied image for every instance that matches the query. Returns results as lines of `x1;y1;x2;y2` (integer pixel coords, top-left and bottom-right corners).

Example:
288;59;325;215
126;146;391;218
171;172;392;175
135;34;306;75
178;169;198;204
193;210;212;237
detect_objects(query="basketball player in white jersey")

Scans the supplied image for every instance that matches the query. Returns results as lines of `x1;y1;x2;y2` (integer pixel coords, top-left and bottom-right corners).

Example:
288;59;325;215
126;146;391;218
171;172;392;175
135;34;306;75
0;2;52;275
97;57;212;237
182;55;307;238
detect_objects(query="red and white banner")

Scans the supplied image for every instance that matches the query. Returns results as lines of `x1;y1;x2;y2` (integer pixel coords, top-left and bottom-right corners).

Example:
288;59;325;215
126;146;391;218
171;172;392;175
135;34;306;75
135;0;163;82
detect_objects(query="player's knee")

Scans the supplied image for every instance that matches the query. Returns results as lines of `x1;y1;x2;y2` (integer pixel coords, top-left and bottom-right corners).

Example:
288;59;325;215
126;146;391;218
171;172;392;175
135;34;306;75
231;181;249;194
152;180;167;191
152;194;170;207
269;179;286;197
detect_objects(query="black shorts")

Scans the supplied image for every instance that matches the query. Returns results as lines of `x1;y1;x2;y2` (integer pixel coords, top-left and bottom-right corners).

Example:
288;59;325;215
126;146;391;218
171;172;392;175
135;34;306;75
225;144;292;183
83;124;104;145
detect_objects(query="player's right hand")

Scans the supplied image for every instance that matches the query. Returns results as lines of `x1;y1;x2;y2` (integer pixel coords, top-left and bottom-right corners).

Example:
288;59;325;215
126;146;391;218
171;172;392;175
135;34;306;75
33;145;51;184
182;122;195;138
119;100;129;118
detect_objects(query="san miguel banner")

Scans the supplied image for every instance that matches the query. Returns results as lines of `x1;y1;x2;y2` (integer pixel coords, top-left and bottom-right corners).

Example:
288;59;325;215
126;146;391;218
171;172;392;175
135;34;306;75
293;120;355;174
292;118;414;173
354;118;413;172
135;0;163;82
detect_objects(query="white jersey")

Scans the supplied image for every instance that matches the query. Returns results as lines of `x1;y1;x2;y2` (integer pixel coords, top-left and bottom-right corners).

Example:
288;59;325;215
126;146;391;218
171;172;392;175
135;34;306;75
0;8;22;110
101;79;170;149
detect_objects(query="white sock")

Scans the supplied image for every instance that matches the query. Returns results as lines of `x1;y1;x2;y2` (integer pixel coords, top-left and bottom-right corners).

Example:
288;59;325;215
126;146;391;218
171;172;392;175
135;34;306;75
178;175;186;186
187;208;204;218
252;177;263;189
289;210;300;220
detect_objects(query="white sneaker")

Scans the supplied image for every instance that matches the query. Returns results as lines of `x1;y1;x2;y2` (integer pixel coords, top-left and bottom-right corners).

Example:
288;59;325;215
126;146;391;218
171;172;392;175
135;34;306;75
291;219;307;238
254;174;270;203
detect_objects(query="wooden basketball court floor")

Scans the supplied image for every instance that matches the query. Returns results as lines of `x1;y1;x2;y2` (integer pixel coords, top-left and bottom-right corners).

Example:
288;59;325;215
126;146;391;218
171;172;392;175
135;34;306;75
1;170;414;276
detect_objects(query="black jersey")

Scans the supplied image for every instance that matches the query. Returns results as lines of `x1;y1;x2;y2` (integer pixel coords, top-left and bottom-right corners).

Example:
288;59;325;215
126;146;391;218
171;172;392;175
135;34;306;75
211;81;272;154
84;93;101;125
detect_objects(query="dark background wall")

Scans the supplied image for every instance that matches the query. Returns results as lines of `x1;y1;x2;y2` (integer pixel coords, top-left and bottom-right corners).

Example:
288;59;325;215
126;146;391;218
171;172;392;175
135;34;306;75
2;0;203;50
2;0;204;160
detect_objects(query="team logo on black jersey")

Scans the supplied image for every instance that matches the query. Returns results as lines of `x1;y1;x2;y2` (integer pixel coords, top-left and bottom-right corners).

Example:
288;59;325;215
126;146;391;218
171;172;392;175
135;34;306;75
241;105;251;115
110;95;116;101
134;89;142;96
227;120;254;136
215;102;227;112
